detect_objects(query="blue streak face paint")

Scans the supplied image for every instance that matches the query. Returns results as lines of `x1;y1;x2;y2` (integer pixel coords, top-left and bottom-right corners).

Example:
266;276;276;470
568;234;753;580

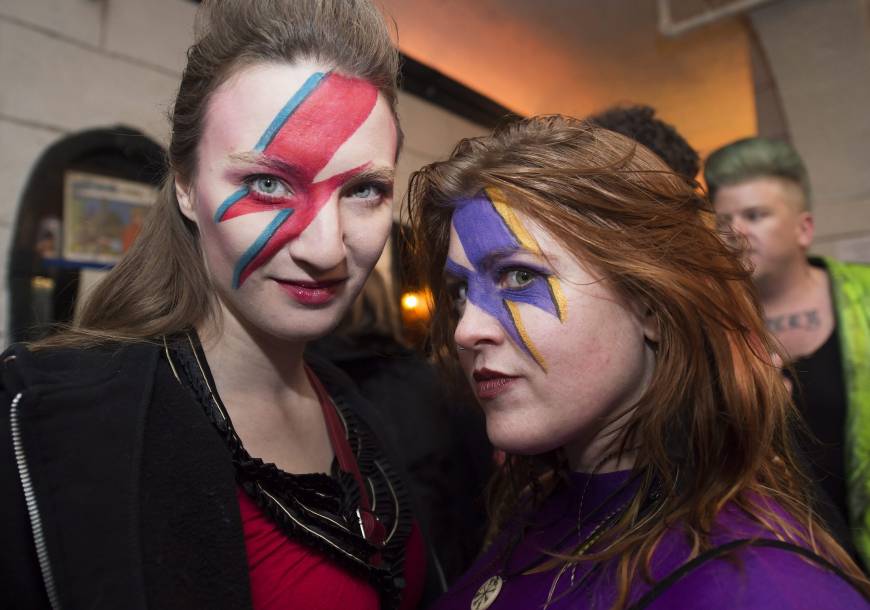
447;189;567;369
214;186;250;223
231;209;293;289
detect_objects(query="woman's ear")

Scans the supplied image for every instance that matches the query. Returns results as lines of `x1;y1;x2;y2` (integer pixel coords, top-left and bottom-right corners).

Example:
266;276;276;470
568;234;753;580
175;178;197;224
641;307;660;344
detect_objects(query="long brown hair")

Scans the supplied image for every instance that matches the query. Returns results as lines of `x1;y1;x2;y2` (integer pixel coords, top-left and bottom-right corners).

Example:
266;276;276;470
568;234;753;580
38;0;401;348
404;115;869;606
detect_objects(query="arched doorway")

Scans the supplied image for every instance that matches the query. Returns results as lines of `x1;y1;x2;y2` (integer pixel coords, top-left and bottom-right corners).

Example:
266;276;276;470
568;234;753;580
7;126;165;342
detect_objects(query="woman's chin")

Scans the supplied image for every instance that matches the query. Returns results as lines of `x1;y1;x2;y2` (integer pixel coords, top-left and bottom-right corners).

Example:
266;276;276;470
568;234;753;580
487;425;564;457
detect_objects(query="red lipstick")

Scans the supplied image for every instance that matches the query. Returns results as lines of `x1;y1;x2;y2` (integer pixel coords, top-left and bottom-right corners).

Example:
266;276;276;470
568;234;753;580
472;368;519;399
274;278;346;305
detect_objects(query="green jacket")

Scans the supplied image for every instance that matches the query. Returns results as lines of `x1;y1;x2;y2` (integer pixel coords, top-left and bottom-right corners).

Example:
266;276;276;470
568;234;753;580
823;256;870;566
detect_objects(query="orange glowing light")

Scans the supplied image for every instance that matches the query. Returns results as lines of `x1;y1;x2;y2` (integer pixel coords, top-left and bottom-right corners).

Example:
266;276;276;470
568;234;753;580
399;289;434;325
401;293;420;310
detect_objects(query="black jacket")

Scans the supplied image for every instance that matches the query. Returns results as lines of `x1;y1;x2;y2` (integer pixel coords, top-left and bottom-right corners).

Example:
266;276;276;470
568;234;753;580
308;334;491;584
0;341;423;610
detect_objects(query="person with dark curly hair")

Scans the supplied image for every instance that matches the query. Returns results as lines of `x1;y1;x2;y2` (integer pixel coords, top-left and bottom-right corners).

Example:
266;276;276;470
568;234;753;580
587;105;700;180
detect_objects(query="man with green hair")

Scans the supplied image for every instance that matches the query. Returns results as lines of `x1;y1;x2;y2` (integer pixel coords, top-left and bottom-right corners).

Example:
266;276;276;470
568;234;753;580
706;136;870;568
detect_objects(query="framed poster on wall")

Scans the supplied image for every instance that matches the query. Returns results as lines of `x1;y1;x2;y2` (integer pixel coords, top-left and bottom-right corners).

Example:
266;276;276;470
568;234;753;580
62;171;156;266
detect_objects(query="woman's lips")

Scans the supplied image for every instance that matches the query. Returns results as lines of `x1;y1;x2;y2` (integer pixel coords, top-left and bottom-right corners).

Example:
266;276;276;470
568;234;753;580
473;368;519;399
274;278;346;305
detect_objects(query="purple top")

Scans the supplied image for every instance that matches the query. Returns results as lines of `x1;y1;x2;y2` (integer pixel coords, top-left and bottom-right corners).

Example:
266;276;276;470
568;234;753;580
432;471;868;610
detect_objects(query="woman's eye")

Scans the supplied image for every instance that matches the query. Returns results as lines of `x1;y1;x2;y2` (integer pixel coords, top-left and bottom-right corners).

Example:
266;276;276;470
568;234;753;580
346;182;389;205
449;282;468;313
456;283;468;303
502;269;537;289
248;175;291;198
351;184;376;198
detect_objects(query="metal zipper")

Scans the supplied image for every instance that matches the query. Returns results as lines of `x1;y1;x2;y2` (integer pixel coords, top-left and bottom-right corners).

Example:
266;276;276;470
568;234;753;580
10;392;62;610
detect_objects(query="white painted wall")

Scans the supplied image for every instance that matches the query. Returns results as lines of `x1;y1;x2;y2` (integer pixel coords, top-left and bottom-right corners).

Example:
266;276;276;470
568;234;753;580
0;0;486;345
0;0;194;345
750;0;870;261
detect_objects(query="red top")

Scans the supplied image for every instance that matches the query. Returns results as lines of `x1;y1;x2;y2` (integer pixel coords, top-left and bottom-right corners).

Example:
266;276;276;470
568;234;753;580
238;368;427;609
239;488;380;609
239;489;427;609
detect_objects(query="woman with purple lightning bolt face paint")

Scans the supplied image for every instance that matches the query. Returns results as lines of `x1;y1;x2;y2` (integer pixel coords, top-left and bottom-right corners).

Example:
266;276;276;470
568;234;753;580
407;116;870;610
0;2;429;610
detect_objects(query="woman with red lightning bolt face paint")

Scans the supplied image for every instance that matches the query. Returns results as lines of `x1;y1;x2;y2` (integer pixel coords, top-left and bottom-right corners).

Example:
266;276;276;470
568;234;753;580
162;54;414;610
0;3;430;610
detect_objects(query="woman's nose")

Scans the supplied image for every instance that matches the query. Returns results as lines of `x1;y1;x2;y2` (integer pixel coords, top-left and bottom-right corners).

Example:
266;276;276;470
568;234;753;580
454;300;506;352
287;197;346;271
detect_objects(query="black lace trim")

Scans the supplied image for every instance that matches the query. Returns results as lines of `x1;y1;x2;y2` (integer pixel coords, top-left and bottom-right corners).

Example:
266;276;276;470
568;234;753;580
165;334;413;609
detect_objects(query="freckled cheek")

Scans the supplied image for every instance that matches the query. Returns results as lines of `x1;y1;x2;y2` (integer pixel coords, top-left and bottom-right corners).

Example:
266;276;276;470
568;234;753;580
520;305;614;371
557;329;610;373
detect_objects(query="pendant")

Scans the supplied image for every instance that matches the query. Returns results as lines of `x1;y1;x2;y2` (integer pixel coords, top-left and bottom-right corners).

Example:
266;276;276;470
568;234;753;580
471;575;504;610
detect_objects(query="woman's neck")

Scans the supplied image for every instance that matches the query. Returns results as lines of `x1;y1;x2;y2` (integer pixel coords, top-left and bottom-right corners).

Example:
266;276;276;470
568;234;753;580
195;308;310;407
566;443;637;474
563;413;635;473
564;341;654;474
194;306;336;474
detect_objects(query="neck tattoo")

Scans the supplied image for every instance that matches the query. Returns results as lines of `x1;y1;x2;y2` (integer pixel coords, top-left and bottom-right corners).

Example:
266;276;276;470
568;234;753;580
766;308;821;334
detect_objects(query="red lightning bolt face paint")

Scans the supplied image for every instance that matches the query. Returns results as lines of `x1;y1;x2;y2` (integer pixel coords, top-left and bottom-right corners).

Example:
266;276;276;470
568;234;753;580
214;71;379;288
185;60;397;342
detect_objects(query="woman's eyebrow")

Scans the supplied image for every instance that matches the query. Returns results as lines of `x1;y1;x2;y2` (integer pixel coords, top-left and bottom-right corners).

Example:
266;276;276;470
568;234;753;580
229;152;395;188
342;166;395;187
227;150;301;175
476;246;540;271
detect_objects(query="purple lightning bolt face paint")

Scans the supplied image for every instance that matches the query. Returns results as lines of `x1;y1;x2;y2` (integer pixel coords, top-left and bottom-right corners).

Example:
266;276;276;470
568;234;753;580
178;60;397;342
446;190;658;460
446;188;567;369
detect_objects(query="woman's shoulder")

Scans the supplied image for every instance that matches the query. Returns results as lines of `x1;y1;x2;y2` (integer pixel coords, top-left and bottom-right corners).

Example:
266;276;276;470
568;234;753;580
0;340;165;449
1;339;161;396
640;538;868;609
637;501;869;609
